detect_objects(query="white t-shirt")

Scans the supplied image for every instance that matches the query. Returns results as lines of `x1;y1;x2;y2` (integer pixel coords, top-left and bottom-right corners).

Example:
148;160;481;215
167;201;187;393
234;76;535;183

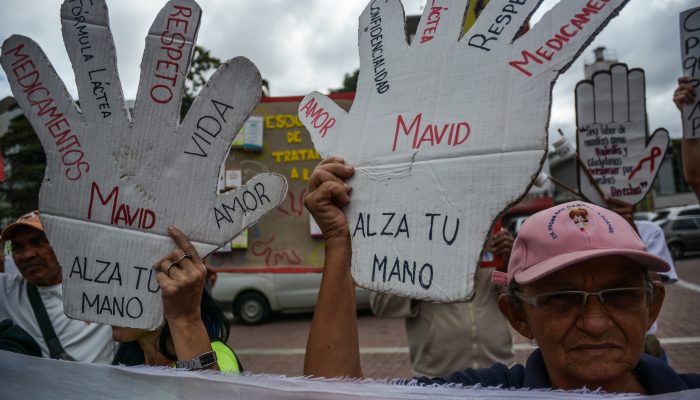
2;256;19;275
0;274;116;363
635;221;678;283
635;221;677;335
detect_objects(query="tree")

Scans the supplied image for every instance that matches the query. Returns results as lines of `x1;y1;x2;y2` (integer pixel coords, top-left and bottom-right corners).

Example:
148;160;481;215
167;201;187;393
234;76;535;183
330;69;359;93
0;115;45;223
181;46;222;118
180;46;271;117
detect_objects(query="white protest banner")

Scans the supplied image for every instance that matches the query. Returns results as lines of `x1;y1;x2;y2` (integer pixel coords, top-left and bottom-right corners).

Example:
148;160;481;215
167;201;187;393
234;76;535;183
3;350;697;400
0;0;287;329
680;7;700;139
299;0;631;301
575;64;669;206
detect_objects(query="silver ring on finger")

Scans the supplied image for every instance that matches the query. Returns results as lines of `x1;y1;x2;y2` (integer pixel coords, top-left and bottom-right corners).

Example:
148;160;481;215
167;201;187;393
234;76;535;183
166;261;179;277
173;252;192;264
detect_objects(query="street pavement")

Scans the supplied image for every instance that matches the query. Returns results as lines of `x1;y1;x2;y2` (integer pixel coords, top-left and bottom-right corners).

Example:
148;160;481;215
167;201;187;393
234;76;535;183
228;257;700;378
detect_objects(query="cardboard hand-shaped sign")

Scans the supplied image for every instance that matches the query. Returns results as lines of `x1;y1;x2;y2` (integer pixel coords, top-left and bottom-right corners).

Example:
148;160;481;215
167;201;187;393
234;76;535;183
300;0;630;301
680;7;700;139
576;64;669;206
0;0;287;329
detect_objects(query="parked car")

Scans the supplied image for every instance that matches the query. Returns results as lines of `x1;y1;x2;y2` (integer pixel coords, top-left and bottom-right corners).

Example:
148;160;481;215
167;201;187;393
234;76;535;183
653;205;700;226
659;216;700;259
633;212;657;222
211;270;370;324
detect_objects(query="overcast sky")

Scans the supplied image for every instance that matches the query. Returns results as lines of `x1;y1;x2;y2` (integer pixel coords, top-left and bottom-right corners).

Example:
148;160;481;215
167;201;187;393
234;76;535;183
0;0;694;145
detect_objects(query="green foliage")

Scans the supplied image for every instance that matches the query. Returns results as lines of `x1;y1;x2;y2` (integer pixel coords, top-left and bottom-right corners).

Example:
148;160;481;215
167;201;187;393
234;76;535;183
0;115;45;222
181;46;222;118
330;69;359;93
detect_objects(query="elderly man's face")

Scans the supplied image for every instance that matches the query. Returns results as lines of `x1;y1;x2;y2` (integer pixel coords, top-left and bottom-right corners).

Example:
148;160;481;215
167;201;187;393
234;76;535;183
11;227;62;286
503;256;664;391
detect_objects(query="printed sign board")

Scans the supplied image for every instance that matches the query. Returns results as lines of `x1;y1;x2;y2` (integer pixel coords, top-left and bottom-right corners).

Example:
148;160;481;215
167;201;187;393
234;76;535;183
0;0;287;329
300;0;631;301
575;64;669;206
206;95;354;272
680;7;700;139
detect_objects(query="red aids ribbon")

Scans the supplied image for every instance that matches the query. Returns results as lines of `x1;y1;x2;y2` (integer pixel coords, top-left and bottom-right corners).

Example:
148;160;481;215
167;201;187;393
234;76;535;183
628;147;662;180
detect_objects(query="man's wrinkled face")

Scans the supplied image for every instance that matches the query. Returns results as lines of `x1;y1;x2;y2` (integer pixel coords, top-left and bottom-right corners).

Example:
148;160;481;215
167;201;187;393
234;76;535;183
517;256;662;390
11;227;62;286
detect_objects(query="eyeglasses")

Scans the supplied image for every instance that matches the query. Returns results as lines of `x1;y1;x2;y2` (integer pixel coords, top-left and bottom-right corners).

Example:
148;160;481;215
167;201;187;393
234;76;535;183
514;286;652;314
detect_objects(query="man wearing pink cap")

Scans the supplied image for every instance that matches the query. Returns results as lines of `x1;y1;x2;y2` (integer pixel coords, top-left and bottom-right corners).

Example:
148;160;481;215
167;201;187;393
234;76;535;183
0;211;115;363
302;159;700;394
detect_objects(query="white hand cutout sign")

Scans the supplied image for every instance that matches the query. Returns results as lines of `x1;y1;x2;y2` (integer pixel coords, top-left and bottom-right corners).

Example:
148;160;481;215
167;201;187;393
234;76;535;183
1;0;287;329
576;64;669;206
300;0;630;301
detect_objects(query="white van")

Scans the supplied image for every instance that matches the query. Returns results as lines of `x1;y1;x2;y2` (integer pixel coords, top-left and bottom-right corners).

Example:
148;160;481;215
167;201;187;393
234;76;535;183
212;270;369;324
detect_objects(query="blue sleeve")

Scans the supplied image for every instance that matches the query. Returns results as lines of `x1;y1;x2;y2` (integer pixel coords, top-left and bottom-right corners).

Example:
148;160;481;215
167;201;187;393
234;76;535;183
681;374;700;389
414;363;525;388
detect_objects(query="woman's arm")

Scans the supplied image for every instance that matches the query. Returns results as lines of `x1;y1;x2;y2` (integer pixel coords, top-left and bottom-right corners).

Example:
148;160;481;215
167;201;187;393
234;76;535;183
155;226;218;370
674;77;700;202
303;157;363;378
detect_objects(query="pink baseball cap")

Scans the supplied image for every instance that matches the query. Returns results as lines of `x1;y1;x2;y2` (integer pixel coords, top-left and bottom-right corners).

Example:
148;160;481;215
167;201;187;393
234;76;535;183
502;201;669;285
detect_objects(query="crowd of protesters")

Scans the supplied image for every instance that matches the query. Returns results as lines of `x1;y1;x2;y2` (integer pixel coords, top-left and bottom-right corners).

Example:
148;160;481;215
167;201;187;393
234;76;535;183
0;75;699;396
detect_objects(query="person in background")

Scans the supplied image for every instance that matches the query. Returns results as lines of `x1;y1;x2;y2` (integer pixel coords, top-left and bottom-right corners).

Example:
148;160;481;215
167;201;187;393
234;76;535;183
0;211;115;363
303;158;699;394
112;226;242;372
369;229;514;376
606;197;677;361
673;76;700;202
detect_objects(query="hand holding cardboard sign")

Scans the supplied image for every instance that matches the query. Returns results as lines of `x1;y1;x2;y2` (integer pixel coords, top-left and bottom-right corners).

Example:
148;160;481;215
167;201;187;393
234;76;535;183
0;0;287;329
300;0;630;301
305;158;354;242
575;64;669;206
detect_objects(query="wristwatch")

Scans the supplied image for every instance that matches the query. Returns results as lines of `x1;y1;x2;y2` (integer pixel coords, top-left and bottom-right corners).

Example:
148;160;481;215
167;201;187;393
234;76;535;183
175;351;217;370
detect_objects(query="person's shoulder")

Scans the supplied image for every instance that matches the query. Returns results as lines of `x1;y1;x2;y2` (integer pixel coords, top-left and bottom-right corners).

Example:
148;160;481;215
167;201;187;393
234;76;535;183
413;363;525;388
0;273;24;290
635;220;662;235
681;373;700;389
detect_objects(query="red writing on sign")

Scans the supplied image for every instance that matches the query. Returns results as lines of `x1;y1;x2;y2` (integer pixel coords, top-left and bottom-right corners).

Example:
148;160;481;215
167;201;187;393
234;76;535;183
300;97;336;138
420;0;448;43
509;0;611;77
88;182;156;229
251;236;302;267
150;5;194;104
4;43;90;181
393;113;470;151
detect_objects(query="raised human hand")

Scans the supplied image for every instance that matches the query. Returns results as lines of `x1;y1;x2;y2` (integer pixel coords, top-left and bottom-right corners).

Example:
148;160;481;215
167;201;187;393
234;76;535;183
0;0;287;329
305;157;354;242
155;226;206;325
576;64;669;206
300;0;630;301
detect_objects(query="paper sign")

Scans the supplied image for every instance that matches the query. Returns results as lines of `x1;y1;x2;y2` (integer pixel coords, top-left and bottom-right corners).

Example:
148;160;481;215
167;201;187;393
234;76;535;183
299;0;630;301
575;64;669;206
0;0;288;329
680;7;700;139
232;126;245;147
230;229;248;249
310;215;323;237
243;116;264;151
225;169;242;189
